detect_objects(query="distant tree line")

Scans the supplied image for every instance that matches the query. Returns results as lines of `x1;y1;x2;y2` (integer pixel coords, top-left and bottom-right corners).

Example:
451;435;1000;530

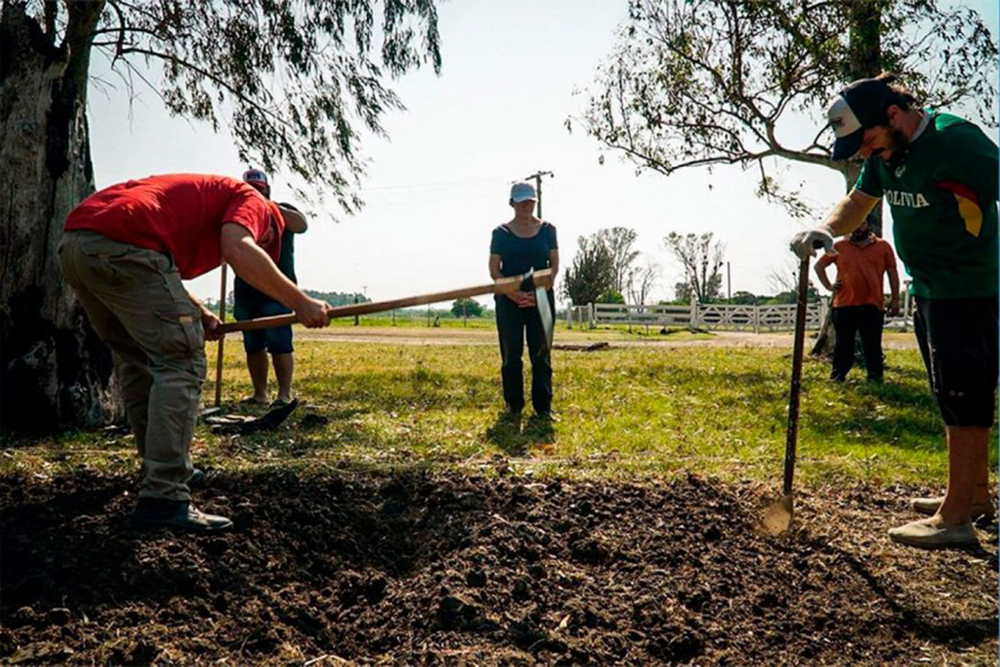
305;290;372;307
562;227;818;306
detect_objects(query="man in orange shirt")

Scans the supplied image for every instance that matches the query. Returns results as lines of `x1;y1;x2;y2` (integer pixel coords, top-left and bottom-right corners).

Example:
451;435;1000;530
814;218;900;382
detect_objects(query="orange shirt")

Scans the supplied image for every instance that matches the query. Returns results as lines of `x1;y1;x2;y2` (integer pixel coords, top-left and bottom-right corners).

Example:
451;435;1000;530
828;238;897;310
65;174;283;279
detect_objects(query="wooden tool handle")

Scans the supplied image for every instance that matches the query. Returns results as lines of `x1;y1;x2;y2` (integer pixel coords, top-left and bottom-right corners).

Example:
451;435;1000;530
782;256;810;496
219;268;553;334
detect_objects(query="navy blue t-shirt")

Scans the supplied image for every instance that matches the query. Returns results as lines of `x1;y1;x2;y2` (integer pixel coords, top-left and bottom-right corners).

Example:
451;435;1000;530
235;228;296;307
490;222;558;278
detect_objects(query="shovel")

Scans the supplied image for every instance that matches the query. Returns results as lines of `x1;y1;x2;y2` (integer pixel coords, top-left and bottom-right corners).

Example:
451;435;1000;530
761;254;811;535
219;268;555;339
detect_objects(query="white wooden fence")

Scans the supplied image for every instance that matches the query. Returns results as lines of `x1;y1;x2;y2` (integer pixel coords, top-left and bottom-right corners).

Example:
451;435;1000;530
568;292;914;333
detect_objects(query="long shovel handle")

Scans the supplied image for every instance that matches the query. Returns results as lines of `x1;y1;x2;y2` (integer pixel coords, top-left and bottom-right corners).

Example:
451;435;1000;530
783;255;811;496
219;268;553;334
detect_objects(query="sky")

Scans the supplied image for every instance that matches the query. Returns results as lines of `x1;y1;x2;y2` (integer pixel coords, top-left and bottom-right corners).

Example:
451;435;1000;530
86;0;999;307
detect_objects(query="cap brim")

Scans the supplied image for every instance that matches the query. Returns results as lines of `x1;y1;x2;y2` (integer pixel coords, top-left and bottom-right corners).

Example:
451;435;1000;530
832;131;863;160
511;196;537;203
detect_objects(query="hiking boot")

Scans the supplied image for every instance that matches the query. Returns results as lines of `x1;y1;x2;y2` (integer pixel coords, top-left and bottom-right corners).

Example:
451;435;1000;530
130;498;233;533
888;518;978;549
910;496;995;523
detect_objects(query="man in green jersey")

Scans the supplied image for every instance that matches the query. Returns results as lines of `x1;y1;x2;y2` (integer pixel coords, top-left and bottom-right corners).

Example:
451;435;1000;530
791;73;998;549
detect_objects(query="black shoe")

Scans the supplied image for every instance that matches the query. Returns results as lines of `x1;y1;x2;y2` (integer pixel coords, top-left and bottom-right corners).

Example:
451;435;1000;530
189;467;206;489
130;498;233;533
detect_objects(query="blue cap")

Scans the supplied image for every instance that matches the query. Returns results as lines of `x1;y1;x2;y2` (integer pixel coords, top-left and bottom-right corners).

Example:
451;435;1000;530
242;168;269;186
510;182;537;203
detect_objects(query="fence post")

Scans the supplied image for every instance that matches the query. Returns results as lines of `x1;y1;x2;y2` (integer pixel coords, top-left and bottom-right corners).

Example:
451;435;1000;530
753;304;760;334
689;293;698;329
588;302;595;329
819;297;829;332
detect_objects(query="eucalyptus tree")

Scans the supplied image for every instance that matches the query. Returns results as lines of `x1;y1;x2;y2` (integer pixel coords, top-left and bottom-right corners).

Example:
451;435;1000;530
0;0;440;433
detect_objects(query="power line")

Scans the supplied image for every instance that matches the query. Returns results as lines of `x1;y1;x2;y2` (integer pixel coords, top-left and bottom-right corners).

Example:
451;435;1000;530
361;177;509;192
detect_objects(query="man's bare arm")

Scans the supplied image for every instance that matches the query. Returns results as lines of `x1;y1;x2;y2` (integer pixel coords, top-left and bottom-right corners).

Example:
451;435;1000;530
814;255;836;292
220;223;329;327
887;265;901;316
791;189;880;258
277;203;308;234
822;190;880;237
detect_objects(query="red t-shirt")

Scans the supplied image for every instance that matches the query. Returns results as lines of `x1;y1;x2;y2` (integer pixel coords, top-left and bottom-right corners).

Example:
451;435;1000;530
64;174;284;279
829;238;897;310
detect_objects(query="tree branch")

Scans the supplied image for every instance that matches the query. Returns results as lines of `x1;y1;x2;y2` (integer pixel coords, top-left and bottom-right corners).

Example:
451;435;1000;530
115;46;290;130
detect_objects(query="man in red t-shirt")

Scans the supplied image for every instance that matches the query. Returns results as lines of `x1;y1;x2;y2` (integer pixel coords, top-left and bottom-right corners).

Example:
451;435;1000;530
59;174;331;533
814;218;900;382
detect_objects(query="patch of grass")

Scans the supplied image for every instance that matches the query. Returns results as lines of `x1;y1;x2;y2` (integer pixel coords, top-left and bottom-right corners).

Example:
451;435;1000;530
3;340;995;489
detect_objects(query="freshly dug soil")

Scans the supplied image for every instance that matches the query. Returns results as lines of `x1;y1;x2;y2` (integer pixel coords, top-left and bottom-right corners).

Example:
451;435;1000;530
1;471;996;664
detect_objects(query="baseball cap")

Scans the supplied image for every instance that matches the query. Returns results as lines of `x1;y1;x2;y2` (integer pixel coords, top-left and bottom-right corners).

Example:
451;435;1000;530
510;182;537;203
242;168;269;187
827;78;894;160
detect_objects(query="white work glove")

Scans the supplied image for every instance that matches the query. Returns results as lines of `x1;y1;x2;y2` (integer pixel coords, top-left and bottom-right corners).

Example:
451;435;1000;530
789;227;837;259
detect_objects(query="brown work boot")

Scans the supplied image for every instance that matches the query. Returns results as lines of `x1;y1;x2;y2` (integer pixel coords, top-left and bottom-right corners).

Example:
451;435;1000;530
130;498;232;533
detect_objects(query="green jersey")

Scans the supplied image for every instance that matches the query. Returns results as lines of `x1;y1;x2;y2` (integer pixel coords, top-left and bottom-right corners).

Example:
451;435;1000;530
855;111;998;298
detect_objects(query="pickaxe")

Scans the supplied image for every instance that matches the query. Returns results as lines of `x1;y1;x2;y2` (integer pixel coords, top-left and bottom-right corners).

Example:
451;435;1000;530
218;268;556;349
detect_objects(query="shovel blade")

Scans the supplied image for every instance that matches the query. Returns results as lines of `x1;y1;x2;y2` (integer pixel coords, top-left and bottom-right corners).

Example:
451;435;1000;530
535;285;554;351
761;494;793;535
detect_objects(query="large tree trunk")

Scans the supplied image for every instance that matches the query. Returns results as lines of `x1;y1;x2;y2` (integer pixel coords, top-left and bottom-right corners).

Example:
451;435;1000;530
0;1;119;435
810;0;884;358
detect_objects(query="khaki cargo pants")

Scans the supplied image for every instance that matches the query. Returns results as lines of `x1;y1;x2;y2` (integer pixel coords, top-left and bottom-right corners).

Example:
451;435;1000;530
59;230;207;501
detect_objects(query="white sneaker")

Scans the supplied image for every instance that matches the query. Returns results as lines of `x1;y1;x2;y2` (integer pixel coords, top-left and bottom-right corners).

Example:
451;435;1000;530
888;518;979;549
910;496;995;522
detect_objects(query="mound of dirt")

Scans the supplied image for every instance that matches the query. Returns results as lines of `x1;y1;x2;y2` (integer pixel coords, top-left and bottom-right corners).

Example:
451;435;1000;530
0;471;995;664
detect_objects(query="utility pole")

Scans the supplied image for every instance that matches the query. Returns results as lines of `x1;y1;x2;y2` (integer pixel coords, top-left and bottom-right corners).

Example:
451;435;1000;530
727;262;731;301
522;170;554;218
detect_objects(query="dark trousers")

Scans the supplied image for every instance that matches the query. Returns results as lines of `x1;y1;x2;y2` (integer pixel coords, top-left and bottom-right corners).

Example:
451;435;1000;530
831;305;884;381
496;295;553;414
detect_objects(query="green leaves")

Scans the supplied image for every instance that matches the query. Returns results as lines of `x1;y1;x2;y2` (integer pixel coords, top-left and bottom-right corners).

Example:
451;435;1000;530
77;0;441;214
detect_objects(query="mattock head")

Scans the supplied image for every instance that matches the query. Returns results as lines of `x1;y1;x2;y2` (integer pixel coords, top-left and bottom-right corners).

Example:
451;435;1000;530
518;268;554;351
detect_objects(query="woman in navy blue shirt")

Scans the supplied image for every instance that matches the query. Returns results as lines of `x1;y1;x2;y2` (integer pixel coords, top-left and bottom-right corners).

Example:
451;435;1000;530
488;182;559;417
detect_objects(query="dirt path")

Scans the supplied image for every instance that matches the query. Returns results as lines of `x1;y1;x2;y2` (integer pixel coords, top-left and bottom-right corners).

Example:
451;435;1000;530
1;472;993;664
296;326;920;350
